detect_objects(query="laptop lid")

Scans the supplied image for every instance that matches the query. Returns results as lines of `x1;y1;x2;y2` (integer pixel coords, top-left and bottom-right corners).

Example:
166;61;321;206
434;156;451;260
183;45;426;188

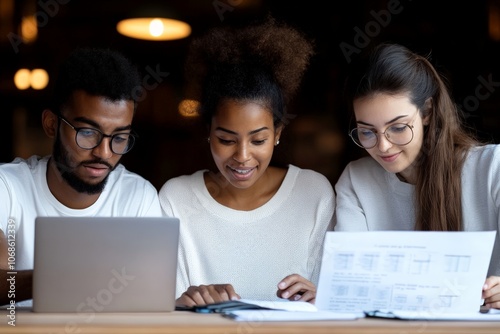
33;216;179;313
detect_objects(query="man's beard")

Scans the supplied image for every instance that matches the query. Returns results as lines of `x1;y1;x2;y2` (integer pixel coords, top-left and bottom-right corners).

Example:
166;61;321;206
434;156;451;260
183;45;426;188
52;134;116;195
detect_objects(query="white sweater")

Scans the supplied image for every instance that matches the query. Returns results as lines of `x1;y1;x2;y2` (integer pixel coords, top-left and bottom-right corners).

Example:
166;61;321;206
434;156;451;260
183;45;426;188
159;165;335;300
334;144;500;276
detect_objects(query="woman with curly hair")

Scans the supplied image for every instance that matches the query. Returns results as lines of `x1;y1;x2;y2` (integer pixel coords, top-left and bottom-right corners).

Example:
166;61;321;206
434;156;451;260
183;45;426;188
159;16;334;307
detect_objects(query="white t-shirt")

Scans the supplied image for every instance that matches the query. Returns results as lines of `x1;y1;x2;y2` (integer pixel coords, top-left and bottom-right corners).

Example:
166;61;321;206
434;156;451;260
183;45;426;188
159;164;335;300
0;155;162;271
334;144;500;276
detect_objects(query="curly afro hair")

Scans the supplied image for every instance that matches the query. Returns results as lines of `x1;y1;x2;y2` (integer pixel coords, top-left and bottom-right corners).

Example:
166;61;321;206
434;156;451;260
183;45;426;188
184;15;315;127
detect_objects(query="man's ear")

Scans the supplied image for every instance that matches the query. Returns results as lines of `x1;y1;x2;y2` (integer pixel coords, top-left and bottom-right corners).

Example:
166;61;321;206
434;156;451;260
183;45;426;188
42;109;58;138
422;98;432;126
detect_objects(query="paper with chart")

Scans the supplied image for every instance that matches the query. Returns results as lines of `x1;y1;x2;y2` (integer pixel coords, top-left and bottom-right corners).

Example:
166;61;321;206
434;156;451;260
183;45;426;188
315;231;496;314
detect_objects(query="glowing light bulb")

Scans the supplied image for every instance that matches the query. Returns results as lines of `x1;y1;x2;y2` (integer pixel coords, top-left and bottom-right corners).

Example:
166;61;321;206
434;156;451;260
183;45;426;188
178;99;200;117
14;69;31;90
31;69;49;90
149;18;164;37
117;18;191;41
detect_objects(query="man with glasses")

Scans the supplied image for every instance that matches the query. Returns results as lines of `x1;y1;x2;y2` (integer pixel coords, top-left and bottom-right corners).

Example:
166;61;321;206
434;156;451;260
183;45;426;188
0;48;162;306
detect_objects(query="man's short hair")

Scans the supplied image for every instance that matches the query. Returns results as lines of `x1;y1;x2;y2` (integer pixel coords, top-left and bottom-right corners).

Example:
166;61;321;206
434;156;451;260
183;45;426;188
52;48;141;113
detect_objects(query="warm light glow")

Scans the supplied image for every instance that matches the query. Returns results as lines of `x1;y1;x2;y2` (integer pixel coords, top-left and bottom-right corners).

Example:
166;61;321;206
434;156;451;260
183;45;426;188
489;3;500;41
149;18;164;37
178;99;200;117
30;69;49;90
21;15;37;43
14;68;49;90
14;69;31;90
117;18;191;41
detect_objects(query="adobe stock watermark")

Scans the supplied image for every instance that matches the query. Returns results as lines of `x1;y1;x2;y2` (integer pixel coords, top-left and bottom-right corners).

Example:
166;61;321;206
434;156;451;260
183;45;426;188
340;0;412;64
8;0;71;54
6;219;17;327
131;64;170;102
212;0;244;22
76;267;135;314
399;276;468;333
459;74;500;120
61;267;135;333
409;74;500;166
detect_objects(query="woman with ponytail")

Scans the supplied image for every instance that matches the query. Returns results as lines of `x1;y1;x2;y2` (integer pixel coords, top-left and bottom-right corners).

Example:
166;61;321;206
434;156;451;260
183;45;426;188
335;43;500;309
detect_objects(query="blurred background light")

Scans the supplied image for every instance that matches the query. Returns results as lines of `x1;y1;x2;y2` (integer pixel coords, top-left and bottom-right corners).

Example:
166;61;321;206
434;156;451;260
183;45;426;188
178;99;200;117
14;69;31;90
30;69;49;90
116;17;191;41
14;68;49;90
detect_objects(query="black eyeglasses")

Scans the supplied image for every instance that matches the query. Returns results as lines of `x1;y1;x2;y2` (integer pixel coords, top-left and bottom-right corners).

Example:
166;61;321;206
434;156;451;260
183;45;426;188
58;116;136;155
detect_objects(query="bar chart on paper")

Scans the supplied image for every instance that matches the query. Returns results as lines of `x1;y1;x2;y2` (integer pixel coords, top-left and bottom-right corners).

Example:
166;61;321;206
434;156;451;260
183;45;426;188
315;231;496;315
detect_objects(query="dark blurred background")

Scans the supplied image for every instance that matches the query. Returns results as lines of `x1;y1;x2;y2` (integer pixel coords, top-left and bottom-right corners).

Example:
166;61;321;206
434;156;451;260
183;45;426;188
1;0;500;190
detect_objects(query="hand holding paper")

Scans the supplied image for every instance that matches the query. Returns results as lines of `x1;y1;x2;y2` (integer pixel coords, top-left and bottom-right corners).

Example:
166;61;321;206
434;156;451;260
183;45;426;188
482;275;500;309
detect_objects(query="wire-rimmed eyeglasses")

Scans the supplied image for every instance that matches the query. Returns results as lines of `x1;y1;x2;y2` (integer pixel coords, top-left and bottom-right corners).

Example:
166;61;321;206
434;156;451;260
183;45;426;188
58;116;136;155
349;123;414;149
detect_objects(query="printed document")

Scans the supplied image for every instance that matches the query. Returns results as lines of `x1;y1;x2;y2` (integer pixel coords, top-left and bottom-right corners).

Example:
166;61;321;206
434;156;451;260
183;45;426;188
220;299;362;321
315;231;496;318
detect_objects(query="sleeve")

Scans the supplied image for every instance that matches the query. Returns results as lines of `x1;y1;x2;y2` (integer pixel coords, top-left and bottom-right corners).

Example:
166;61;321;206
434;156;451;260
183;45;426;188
492;146;500;224
113;169;163;217
158;181;176;217
158;179;190;298
333;162;369;231
175;251;190;299
489;146;500;276
139;182;163;217
0;175;14;268
145;195;163;217
307;173;335;285
0;176;12;233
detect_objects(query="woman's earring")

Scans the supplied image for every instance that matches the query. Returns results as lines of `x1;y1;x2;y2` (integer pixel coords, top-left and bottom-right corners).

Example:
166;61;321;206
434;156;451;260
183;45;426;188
207;137;211;143
275;140;280;146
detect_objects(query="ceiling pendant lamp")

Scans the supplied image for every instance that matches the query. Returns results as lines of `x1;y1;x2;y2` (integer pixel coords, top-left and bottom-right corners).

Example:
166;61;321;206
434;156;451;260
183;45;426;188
116;6;191;41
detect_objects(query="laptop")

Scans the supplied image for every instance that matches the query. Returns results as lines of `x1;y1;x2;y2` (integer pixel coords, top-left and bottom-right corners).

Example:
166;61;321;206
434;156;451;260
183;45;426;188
32;216;180;313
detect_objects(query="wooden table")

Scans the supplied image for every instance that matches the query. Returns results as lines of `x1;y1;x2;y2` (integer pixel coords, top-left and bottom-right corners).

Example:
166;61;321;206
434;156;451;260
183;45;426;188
0;308;499;334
